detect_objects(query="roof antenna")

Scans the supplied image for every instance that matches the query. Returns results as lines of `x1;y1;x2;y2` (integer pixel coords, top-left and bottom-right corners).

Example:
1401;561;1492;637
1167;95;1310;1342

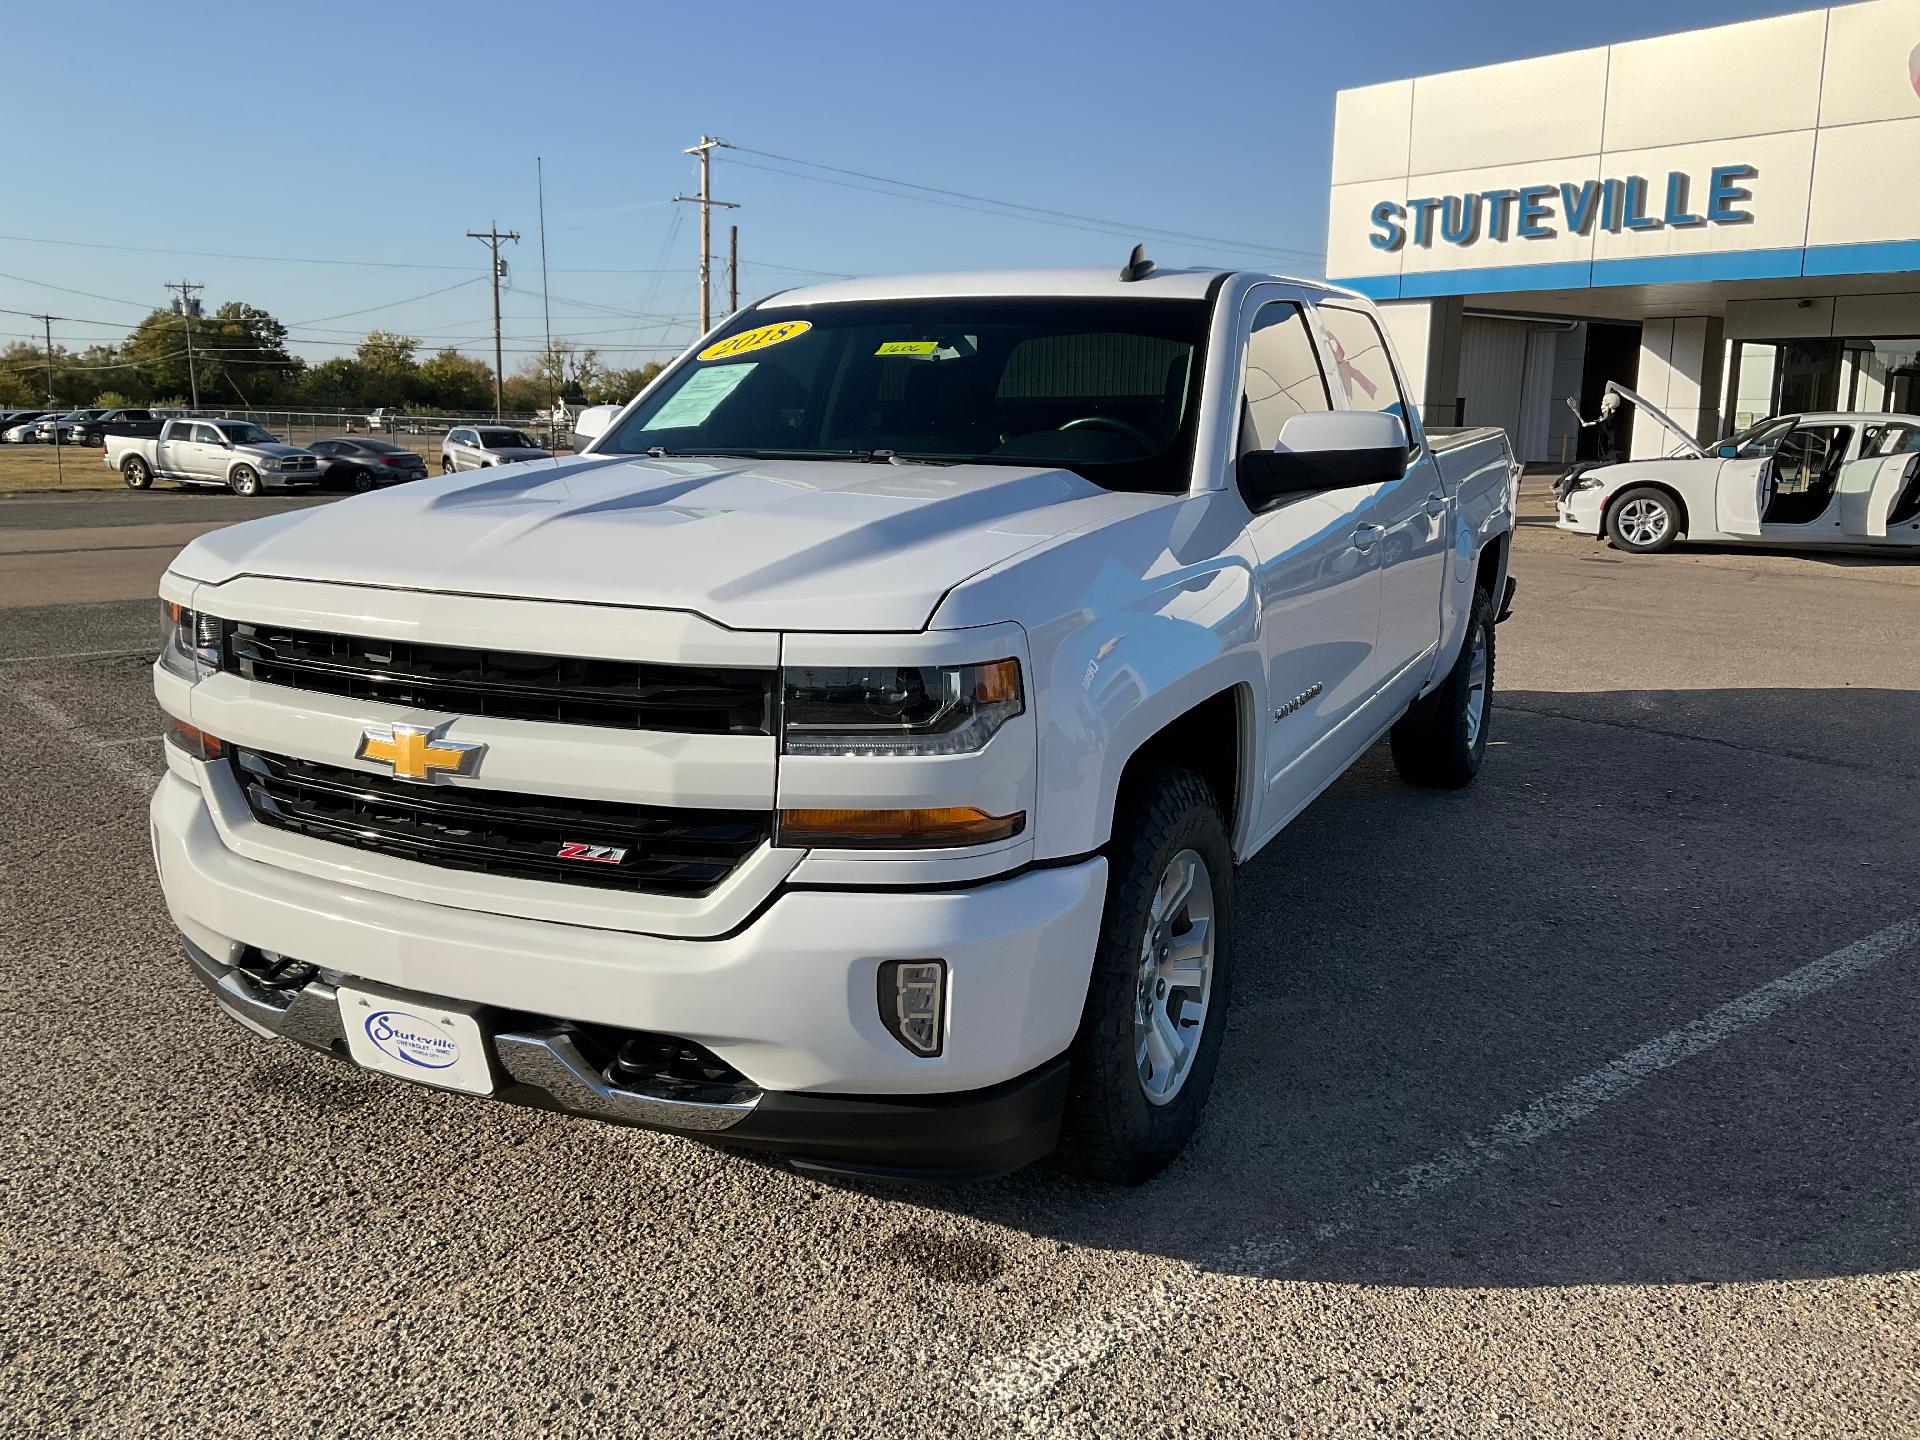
1118;243;1156;282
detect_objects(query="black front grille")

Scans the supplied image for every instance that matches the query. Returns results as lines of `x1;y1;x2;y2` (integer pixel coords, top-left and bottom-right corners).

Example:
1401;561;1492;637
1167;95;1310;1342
231;747;768;896
223;623;773;735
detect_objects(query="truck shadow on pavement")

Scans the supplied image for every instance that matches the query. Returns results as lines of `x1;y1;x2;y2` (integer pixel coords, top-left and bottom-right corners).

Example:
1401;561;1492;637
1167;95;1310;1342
830;686;1920;1291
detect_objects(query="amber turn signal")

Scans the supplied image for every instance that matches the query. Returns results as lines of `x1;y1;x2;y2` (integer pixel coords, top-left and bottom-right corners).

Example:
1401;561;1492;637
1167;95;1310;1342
777;806;1025;848
164;717;225;760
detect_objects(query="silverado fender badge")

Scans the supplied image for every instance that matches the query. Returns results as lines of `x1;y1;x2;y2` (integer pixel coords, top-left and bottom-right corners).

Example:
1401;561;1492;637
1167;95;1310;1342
355;721;486;784
1273;682;1323;721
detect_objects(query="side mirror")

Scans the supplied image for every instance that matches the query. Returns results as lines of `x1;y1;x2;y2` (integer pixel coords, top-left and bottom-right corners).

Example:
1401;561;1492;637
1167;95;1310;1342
1717;443;1739;459
1239;410;1411;509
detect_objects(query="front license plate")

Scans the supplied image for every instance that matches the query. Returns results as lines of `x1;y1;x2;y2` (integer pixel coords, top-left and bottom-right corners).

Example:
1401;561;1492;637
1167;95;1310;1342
337;983;494;1096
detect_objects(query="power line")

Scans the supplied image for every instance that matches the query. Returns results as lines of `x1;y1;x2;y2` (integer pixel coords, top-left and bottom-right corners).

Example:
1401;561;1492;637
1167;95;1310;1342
288;276;485;328
723;142;1325;263
0;269;149;309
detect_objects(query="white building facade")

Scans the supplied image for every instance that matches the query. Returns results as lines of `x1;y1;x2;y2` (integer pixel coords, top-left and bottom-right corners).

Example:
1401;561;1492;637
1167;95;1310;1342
1326;0;1920;462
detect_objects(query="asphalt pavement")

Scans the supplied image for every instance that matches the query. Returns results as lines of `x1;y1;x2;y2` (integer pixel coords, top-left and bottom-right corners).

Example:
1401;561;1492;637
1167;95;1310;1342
1;485;1915;1437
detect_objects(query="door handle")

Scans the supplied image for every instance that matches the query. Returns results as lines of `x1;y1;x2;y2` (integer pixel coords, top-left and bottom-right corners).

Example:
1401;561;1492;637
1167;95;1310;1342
1425;492;1448;517
1350;523;1383;552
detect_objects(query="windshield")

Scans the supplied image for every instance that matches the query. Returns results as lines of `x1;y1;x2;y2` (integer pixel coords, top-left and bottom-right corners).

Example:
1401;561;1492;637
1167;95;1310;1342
478;429;538;450
1723;416;1796;456
598;297;1213;492
215;422;277;445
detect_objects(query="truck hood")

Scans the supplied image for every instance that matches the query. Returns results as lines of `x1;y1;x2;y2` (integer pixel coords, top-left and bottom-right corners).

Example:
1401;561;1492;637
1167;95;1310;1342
242;443;314;460
169;452;1154;631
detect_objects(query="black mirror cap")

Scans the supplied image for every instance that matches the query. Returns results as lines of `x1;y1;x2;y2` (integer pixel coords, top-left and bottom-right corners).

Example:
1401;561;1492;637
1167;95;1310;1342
1239;443;1410;507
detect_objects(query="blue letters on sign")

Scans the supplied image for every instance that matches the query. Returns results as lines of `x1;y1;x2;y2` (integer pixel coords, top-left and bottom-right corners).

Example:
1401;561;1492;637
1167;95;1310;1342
1369;201;1406;252
1370;164;1758;250
1707;164;1757;224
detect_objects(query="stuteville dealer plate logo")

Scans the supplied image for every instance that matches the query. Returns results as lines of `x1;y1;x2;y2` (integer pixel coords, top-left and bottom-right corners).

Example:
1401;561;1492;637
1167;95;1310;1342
355;721;485;784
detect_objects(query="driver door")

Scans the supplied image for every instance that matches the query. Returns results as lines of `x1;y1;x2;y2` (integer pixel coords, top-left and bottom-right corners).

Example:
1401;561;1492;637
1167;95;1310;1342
1235;287;1387;838
1713;456;1772;537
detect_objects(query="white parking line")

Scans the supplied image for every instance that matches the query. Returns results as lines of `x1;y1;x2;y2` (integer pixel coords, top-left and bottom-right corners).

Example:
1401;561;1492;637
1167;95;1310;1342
0;647;150;666
6;683;161;795
972;914;1920;1424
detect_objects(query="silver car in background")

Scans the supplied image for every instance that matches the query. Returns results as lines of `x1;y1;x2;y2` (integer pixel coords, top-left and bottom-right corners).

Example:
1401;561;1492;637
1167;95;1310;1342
440;425;553;472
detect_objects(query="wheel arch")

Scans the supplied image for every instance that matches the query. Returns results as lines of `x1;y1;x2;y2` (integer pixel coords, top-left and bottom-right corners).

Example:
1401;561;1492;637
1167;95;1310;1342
1105;681;1258;862
1603;479;1690;536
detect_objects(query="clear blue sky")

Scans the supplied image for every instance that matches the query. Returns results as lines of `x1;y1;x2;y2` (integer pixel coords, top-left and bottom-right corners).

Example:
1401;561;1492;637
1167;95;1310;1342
2;0;1808;370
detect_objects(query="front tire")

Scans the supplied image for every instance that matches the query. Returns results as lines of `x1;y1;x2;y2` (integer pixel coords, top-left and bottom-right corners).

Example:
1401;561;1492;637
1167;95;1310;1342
1605;486;1681;553
1055;766;1234;1185
442;457;455;474
228;465;261;497
349;467;375;493
121;456;152;489
1390;585;1494;789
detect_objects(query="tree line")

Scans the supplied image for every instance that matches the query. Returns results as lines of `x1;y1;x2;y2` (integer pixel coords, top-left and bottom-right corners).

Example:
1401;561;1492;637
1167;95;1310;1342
0;299;664;414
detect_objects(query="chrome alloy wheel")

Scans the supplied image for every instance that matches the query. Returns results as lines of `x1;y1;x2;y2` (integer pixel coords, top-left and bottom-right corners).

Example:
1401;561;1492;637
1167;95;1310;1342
1465;622;1490;748
1134;847;1216;1106
1617;496;1670;548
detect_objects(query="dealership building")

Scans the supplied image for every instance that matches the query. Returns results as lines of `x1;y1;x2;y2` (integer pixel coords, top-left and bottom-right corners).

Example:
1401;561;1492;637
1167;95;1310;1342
1326;0;1920;462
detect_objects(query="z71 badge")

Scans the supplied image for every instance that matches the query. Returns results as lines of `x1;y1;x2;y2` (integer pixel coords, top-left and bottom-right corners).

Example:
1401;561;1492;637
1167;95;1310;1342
555;842;627;865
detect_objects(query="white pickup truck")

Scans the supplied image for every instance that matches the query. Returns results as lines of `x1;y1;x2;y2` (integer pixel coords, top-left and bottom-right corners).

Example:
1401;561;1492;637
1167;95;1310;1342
108;418;321;496
152;262;1517;1182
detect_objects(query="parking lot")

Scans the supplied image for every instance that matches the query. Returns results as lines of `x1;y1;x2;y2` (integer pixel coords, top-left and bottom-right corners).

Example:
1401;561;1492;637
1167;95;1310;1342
2;483;1916;1437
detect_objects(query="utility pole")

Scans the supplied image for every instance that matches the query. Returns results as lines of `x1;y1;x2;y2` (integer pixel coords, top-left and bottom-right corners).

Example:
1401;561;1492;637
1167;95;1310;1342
165;280;204;411
36;314;63;486
467;223;520;417
728;224;739;316
674;135;738;335
536;157;553;377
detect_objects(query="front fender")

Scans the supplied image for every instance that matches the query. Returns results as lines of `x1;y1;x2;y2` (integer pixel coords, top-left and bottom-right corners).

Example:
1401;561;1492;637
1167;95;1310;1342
936;493;1265;859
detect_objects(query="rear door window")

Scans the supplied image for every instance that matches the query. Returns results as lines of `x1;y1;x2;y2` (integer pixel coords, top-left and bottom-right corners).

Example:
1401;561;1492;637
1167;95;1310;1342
1315;304;1411;427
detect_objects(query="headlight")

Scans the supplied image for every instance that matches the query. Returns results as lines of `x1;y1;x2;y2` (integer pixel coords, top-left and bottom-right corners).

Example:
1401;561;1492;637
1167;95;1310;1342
781;659;1023;757
159;601;223;683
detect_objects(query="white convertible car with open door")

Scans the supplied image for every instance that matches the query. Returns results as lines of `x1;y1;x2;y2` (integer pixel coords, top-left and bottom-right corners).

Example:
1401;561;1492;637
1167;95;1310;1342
1555;383;1920;554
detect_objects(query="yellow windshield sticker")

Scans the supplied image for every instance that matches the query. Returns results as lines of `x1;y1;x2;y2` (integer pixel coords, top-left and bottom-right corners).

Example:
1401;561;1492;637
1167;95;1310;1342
875;340;938;357
698;320;812;362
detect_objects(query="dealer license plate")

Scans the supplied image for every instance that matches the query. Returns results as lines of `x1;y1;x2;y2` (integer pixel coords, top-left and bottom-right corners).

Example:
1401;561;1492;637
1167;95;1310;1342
337;983;494;1096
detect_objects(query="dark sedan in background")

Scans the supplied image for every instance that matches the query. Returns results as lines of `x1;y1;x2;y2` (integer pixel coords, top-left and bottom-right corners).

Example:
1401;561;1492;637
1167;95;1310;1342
308;437;431;491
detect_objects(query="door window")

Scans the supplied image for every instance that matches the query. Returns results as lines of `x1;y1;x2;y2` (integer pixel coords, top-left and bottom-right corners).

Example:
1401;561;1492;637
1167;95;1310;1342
1315;305;1411;429
1239;301;1329;452
1862;422;1920;458
191;424;222;445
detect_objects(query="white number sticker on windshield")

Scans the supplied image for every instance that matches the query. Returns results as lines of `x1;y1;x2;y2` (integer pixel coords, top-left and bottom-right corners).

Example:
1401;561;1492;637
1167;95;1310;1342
648;363;756;429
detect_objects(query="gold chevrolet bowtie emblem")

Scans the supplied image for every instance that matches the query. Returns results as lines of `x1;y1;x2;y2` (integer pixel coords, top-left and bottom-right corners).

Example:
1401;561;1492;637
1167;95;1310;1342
355;722;485;784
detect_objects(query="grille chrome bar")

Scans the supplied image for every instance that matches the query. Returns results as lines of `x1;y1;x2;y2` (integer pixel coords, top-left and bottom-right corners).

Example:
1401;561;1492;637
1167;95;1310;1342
232;747;768;896
224;622;774;735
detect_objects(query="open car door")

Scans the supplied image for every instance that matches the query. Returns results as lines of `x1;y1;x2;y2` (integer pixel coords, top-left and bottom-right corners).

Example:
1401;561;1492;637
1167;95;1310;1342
1713;456;1773;537
1835;452;1918;542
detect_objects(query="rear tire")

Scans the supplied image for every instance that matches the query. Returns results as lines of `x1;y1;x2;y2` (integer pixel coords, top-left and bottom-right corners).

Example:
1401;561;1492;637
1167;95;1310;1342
121;456;152;490
442;457;455;474
1605;486;1681;553
228;465;261;497
1390;585;1494;789
1054;765;1234;1185
349;467;375;493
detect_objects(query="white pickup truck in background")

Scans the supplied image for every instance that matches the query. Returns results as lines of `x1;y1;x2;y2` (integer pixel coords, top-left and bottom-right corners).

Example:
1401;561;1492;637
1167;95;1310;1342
151;260;1517;1182
107;418;321;496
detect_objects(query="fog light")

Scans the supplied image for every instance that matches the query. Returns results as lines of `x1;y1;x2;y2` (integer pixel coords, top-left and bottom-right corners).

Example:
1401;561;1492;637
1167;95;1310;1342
878;960;946;1057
